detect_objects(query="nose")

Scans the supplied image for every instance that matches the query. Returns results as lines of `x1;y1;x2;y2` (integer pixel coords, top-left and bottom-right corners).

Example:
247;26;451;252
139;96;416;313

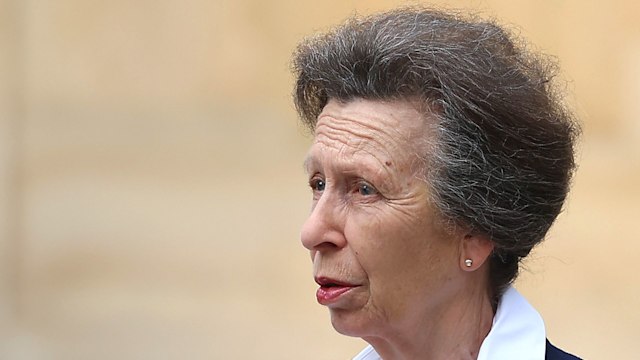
300;192;347;252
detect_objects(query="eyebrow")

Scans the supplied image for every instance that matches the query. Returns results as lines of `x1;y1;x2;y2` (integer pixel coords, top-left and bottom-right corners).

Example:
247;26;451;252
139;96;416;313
302;154;316;174
302;150;393;188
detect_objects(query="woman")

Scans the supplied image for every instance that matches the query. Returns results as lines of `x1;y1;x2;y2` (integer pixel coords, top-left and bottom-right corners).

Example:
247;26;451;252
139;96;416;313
292;7;581;360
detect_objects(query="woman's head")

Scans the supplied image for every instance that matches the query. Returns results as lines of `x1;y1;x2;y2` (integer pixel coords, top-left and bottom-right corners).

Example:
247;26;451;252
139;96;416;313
293;8;579;300
301;98;491;339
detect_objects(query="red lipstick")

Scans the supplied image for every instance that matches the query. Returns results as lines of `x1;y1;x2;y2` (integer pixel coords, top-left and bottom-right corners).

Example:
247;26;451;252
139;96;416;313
314;277;358;305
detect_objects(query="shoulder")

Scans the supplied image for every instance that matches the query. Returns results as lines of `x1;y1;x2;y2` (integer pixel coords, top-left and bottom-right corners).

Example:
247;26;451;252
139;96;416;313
546;340;581;360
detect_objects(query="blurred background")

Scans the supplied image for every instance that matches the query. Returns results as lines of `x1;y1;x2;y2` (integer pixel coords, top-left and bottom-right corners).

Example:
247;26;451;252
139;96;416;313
0;0;638;359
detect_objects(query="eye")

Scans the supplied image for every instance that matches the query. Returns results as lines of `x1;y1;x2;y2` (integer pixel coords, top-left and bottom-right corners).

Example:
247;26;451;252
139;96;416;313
309;177;326;192
357;182;378;196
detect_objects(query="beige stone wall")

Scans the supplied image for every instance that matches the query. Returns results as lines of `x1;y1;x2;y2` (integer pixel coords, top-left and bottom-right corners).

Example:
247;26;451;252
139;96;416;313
0;0;637;358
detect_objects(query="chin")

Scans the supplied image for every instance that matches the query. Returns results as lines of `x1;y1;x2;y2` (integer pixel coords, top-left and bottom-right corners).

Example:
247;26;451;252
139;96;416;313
329;308;375;338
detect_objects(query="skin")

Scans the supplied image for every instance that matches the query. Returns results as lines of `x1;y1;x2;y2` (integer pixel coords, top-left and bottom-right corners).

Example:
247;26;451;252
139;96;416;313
301;98;495;360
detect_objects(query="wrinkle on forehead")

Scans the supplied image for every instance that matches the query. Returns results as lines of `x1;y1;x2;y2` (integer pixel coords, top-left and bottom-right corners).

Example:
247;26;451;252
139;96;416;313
318;99;424;138
311;99;430;172
311;135;393;186
315;117;397;162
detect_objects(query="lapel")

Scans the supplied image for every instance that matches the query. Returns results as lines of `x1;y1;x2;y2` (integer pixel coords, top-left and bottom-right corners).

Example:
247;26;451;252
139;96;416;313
545;340;581;360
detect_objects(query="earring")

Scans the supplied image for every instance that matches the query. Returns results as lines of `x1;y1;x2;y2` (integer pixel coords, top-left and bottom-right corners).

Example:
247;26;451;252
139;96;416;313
464;259;473;267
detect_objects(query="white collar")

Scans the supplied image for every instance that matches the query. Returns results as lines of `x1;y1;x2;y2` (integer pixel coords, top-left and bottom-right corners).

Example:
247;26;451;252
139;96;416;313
476;286;546;360
352;286;546;360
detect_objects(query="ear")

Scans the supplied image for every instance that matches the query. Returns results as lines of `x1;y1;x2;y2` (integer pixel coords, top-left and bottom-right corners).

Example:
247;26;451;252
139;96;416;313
460;233;494;271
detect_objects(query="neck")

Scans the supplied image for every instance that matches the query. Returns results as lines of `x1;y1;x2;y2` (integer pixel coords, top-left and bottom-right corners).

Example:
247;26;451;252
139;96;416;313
363;283;495;360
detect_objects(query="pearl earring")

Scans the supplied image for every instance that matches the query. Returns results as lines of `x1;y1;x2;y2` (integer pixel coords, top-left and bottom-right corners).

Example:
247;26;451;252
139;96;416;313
464;259;473;267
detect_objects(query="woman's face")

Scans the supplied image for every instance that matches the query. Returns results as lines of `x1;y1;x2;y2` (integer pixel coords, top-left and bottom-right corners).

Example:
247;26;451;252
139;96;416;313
301;98;465;338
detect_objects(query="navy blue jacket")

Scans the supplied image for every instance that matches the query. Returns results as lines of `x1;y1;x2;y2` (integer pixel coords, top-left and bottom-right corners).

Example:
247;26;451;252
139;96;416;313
546;340;581;360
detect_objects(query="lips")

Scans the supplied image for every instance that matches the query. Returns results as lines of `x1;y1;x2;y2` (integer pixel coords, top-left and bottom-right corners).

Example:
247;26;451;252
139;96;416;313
314;276;359;305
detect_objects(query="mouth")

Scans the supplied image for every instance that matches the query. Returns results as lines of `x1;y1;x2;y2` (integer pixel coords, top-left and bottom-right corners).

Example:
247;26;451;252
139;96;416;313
314;276;360;305
315;277;356;287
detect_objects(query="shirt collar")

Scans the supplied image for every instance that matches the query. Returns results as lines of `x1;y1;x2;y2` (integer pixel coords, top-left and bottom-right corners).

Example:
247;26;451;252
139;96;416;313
477;286;546;360
352;286;546;360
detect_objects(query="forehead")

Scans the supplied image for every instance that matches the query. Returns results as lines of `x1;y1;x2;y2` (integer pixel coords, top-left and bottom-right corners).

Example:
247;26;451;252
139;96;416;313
306;98;430;166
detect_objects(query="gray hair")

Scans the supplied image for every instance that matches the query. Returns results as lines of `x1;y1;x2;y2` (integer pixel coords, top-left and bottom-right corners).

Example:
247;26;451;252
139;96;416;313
291;7;579;299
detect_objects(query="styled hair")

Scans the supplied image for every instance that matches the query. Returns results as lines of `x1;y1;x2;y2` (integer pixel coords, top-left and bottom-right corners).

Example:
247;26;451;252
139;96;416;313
291;8;579;298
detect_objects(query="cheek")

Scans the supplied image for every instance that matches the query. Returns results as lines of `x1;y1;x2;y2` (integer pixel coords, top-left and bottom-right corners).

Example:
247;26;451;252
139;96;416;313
344;209;388;258
348;207;458;289
346;209;427;277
